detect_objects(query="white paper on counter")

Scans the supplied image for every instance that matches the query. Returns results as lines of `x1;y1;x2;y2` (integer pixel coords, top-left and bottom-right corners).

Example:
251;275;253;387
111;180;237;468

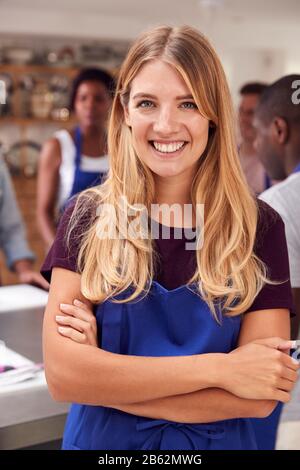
0;344;44;389
0;284;48;313
0;343;33;367
0;369;46;391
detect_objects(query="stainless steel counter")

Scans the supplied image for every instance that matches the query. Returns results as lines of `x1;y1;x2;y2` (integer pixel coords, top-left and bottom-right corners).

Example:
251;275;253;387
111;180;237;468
0;306;69;449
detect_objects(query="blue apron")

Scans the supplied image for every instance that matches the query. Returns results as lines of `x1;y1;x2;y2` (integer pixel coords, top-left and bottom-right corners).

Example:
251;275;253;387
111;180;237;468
250;161;300;449
264;173;272;191
64;127;107;208
62;281;257;450
250;404;283;450
292;163;300;174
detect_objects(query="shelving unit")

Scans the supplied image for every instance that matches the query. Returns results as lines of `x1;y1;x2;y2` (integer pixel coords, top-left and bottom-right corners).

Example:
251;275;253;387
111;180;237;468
0;63;80;128
0;61;117;285
0;62;117;137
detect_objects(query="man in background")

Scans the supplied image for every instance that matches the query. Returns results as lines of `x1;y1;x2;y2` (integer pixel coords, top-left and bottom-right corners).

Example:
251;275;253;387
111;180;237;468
255;74;300;339
253;74;300;450
238;82;270;195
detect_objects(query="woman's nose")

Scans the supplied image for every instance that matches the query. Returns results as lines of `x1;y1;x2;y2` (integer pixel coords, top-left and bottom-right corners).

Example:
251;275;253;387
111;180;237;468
84;97;96;110
153;109;180;134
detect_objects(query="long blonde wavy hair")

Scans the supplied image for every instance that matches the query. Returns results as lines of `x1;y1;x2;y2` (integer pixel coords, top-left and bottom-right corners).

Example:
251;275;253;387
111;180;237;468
67;24;271;319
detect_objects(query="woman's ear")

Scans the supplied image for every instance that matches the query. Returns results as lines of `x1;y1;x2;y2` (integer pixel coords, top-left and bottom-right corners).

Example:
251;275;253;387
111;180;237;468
120;92;132;128
208;121;216;137
122;103;131;128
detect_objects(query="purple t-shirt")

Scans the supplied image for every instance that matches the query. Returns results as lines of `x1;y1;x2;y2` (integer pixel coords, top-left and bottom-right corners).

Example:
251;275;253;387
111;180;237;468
41;198;294;315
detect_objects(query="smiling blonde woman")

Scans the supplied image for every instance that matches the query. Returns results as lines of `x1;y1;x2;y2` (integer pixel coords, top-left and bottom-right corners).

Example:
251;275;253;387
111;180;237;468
41;25;299;450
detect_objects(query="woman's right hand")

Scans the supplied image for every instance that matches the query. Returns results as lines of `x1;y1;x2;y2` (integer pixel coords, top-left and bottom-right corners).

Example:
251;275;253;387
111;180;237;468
221;337;299;402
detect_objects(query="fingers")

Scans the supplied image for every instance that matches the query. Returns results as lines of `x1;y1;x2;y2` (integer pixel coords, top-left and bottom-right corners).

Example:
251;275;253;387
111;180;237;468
57;299;97;346
277;339;300;355
273;389;291;403
255;337;294;351
57;326;87;344
56;315;86;333
73;298;92;313
56;315;97;346
29;272;50;291
255;338;300;370
280;350;300;370
37;277;50;291
281;366;299;383
276;378;296;393
59;301;96;325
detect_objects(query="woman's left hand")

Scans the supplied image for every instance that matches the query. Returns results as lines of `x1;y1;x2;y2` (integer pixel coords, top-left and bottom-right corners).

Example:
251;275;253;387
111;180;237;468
56;299;98;347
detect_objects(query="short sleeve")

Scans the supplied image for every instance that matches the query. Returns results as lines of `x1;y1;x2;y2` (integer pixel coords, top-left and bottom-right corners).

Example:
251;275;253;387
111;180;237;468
284;219;300;288
244;199;295;315
40;198;93;283
261;187;300;288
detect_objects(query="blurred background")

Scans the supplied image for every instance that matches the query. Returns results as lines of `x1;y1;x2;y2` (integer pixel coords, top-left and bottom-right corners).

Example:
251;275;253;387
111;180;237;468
0;0;299;284
0;0;300;451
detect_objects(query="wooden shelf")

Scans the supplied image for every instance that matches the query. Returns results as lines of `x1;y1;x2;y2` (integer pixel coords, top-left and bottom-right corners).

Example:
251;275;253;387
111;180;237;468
0;63;80;76
0;62;118;127
0;63;118;77
0;61;118;285
0;116;76;126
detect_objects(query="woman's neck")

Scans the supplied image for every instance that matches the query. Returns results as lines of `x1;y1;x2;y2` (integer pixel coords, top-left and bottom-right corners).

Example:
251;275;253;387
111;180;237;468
153;171;196;227
79;124;103;138
77;125;107;155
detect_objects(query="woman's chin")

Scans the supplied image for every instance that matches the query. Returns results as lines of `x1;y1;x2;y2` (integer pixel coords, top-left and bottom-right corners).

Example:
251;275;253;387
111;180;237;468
151;165;184;179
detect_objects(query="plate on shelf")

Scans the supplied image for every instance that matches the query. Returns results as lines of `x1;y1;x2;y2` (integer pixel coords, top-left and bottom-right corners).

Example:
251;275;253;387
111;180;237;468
4;47;35;65
4;140;41;177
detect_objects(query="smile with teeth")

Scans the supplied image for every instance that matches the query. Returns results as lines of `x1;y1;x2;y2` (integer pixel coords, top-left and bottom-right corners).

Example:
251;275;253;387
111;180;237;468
150;141;187;154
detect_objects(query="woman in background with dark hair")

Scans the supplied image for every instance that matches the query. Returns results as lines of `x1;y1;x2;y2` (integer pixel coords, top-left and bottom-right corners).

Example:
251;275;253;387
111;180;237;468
37;68;115;250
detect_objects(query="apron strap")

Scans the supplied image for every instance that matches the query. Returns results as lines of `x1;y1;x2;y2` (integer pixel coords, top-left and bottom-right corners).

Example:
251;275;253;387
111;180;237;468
292;163;300;174
136;418;226;450
264;172;271;191
74;126;82;167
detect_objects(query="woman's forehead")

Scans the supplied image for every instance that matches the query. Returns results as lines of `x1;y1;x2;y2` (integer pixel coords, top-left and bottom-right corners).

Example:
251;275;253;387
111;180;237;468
129;60;193;98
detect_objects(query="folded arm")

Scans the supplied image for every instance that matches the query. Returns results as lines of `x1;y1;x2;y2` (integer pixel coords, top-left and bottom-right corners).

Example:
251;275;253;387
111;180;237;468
112;389;276;422
109;308;294;422
49;267;298;420
44;268;229;406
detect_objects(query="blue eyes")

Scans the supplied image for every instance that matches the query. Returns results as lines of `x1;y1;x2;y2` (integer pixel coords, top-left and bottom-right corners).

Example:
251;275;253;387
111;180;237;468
137;100;153;108
181;102;198;109
136;100;197;110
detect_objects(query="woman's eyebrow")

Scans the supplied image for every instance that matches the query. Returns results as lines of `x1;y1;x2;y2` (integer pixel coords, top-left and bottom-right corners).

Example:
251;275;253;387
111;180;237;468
132;93;194;100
